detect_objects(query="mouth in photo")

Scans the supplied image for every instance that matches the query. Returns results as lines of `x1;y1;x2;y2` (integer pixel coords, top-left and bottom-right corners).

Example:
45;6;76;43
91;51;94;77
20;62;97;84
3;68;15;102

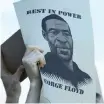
60;50;68;55
57;47;70;55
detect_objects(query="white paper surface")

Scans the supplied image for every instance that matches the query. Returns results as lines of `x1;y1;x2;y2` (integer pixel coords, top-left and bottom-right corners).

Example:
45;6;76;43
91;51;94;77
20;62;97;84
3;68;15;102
14;0;103;103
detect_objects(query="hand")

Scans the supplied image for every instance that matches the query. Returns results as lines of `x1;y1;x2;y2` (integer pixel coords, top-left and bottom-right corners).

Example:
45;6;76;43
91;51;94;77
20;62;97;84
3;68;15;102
22;46;46;83
1;56;24;103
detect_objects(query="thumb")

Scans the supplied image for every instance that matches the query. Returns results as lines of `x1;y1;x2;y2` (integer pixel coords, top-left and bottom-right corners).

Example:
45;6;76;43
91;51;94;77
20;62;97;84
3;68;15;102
13;65;24;80
24;45;44;57
27;45;44;53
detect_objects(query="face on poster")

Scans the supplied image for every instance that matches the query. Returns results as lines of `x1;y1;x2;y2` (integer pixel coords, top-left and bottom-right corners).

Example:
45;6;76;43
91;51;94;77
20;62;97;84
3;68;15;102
14;0;97;103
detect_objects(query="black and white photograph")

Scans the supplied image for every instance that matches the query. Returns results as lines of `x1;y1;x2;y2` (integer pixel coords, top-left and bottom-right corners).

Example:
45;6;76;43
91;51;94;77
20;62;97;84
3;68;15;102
13;0;103;103
40;14;92;88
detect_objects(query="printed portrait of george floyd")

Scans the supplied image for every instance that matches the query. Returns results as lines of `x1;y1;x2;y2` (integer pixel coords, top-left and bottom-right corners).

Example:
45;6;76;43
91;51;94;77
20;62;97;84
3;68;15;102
40;14;92;88
0;14;102;103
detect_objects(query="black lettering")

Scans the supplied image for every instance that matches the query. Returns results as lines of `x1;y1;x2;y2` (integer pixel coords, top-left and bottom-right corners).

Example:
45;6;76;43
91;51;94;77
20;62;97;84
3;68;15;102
77;14;82;19
48;9;51;13
64;86;68;90
55;83;59;88
76;88;79;93
68;12;72;17
48;9;56;14
47;80;50;85
42;9;46;13
32;9;35;13
63;12;67;16
52;10;56;14
51;81;55;87
59;84;63;89
44;79;47;83
71;88;76;92
44;79;50;85
27;10;31;14
58;11;63;15
64;86;71;91
73;13;77;18
79;89;84;94
36;9;41;13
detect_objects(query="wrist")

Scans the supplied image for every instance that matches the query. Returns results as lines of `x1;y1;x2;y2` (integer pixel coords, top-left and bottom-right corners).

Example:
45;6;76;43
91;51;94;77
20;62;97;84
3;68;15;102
30;78;42;88
6;95;20;103
30;77;41;83
6;89;21;97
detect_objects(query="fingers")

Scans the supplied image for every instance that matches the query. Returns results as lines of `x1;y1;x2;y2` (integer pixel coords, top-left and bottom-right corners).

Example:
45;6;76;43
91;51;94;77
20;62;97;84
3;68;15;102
38;54;46;68
13;65;24;80
26;45;44;55
22;45;46;71
28;50;46;68
27;45;44;53
24;45;44;56
23;48;46;69
31;49;46;68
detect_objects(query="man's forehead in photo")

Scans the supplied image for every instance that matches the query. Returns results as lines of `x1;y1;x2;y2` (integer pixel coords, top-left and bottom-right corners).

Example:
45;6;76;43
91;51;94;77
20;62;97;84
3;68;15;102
46;19;69;32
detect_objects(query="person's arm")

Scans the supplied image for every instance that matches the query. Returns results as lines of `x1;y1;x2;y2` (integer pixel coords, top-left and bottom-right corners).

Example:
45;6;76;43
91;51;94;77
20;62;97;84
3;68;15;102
22;46;46;103
26;78;42;103
23;62;42;103
1;55;24;103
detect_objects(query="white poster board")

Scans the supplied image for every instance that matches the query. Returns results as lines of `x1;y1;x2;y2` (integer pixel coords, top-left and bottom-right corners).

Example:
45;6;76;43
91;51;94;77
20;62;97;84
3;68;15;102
14;0;103;103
